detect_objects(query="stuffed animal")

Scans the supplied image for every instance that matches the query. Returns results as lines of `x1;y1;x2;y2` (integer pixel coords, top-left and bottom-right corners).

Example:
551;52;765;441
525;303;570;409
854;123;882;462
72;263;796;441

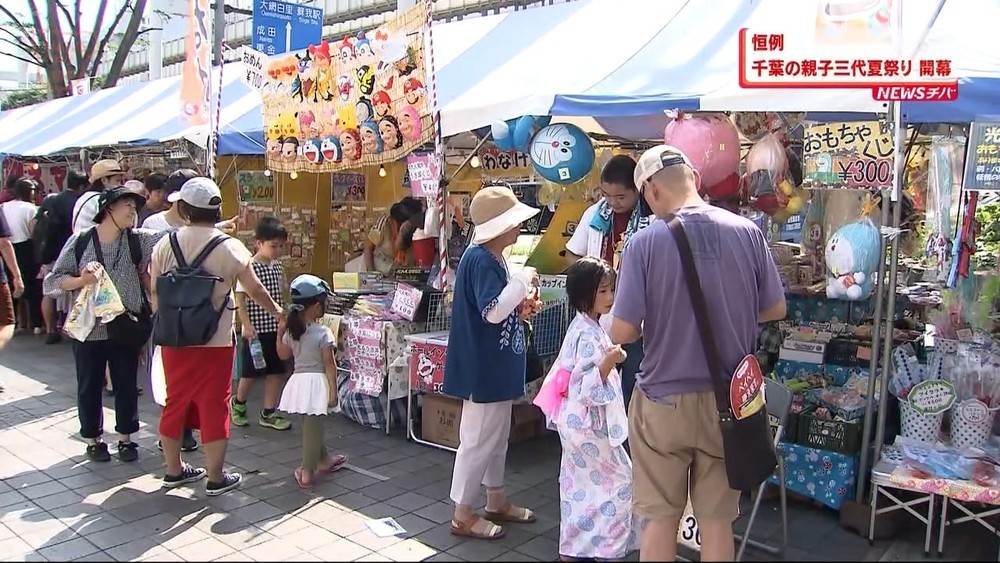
826;217;881;300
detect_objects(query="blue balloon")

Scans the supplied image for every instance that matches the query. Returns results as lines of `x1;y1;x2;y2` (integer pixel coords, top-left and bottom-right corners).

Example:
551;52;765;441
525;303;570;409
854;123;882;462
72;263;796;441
491;120;513;152
529;123;595;184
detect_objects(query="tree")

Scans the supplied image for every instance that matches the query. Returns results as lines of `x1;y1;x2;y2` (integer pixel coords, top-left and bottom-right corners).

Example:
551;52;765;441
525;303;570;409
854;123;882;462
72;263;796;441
0;0;149;99
2;85;48;109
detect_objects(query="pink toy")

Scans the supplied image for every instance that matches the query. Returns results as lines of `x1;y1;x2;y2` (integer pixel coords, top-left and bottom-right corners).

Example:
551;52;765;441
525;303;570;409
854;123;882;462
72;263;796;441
663;112;741;199
533;367;572;419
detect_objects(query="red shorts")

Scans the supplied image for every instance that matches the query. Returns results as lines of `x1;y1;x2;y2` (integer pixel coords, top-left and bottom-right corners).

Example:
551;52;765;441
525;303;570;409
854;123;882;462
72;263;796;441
0;283;12;327
159;346;235;443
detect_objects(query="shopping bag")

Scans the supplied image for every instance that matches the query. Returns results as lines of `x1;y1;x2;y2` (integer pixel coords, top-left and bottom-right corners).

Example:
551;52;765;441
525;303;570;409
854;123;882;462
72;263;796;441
64;285;97;342
92;270;126;323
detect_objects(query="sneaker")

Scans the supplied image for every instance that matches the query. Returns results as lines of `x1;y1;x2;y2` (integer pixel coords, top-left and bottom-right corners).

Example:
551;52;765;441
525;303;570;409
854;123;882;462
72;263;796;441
44;332;61;345
259;411;291;431
206;472;243;497
33;327;43;335
86;442;111;462
230;398;249;427
156;431;200;452
117;441;139;462
162;464;208;489
181;430;199;452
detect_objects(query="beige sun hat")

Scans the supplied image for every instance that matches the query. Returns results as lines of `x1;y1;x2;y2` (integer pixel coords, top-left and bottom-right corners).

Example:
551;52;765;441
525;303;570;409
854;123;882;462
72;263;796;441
89;159;124;184
470;186;540;245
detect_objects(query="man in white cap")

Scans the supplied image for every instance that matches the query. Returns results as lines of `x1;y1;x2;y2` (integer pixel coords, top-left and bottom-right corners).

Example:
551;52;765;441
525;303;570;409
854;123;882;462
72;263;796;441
150;177;283;496
608;146;786;561
443;185;542;541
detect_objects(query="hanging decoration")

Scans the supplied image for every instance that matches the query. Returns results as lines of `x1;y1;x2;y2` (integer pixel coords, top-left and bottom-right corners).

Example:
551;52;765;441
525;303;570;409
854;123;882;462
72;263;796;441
259;3;434;173
825;193;882;301
662;111;741;200
528;124;595;185
747;133;809;223
491;115;551;153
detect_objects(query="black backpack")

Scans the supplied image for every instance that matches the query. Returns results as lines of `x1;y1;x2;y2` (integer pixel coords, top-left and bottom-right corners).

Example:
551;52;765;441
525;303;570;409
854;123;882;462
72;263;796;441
75;227;142;268
152;232;228;347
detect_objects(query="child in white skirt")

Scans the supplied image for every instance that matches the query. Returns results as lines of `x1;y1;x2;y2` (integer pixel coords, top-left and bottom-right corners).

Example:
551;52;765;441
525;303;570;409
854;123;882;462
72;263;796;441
275;274;347;488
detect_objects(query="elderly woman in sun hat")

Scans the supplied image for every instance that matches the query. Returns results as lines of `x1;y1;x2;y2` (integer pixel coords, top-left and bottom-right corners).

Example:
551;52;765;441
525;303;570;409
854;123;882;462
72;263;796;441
443;185;544;541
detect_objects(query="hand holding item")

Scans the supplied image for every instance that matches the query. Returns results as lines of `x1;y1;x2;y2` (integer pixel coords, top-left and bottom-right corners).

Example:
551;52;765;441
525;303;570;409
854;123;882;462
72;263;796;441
604;344;627;367
519;295;543;320
241;323;257;341
11;277;23;298
80;262;102;286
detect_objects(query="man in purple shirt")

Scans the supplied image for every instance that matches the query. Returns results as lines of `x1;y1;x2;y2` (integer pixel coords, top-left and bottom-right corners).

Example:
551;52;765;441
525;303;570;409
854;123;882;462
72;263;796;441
609;145;786;562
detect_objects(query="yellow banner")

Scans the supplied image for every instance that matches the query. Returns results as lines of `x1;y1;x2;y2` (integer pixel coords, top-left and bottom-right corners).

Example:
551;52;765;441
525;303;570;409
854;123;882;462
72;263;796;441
180;0;210;126
261;3;434;173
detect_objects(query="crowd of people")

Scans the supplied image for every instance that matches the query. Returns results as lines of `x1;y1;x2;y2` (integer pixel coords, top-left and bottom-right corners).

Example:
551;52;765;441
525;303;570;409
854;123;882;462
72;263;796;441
0;146;788;558
443;146;787;561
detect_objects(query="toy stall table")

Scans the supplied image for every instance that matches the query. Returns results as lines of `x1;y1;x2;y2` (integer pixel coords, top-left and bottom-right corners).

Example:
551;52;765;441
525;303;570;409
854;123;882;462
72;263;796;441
336;315;425;434
869;461;937;555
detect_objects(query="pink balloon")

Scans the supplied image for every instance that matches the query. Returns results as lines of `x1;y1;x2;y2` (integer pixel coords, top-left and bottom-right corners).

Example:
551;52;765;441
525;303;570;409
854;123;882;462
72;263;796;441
663;113;741;189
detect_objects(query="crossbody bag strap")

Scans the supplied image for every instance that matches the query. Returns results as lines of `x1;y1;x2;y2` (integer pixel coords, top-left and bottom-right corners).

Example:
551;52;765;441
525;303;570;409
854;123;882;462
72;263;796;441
666;215;733;416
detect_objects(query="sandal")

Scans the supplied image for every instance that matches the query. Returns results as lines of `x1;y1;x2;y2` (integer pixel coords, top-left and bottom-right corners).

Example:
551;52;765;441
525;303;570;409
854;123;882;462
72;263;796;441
294;467;313;489
484;501;537;524
450;515;505;541
318;454;348;474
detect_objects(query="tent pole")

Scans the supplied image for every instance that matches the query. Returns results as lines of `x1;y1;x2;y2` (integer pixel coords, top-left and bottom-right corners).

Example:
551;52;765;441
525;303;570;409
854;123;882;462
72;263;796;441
854;186;891;503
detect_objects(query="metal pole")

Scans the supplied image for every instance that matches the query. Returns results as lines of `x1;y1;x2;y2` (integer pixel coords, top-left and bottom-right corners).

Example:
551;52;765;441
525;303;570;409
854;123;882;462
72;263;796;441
854;187;892;503
871;100;907;469
213;0;226;66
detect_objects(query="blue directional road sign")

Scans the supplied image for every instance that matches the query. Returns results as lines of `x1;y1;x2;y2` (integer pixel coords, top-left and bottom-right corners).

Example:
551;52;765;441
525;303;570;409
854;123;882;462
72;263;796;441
252;0;324;56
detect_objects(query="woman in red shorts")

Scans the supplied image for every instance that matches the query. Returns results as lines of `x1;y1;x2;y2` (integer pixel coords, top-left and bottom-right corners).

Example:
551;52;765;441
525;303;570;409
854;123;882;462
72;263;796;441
149;178;282;496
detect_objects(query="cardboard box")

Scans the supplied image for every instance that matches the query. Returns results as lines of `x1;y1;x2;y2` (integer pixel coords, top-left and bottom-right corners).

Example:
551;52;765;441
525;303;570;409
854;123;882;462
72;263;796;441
420;396;543;449
332;272;383;291
778;339;826;364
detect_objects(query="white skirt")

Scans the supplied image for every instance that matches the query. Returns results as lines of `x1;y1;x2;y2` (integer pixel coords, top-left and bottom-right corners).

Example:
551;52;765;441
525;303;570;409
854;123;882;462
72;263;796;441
278;372;330;416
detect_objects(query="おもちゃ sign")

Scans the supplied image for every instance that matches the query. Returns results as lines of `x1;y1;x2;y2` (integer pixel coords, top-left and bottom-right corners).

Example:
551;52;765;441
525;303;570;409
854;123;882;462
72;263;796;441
802;121;895;190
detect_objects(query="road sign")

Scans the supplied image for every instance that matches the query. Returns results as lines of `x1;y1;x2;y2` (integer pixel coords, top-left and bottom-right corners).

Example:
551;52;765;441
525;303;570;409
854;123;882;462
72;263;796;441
252;0;324;56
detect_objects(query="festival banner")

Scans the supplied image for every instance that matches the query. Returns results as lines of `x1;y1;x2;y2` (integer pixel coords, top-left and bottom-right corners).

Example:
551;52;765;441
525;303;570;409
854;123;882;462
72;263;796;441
260;2;434;173
180;0;210;126
801;121;895;190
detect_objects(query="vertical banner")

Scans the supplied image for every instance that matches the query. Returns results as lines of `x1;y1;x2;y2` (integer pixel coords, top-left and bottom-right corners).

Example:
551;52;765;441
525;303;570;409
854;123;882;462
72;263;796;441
180;0;211;126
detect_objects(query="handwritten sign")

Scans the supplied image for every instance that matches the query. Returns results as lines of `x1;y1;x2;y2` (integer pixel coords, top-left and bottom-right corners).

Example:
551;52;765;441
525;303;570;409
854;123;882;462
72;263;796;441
390;283;423;321
238;46;266;91
730;355;765;420
908;379;957;415
410;341;446;394
331;172;366;203
963;122;1000;191
236;171;276;204
802;121;895;189
406;154;440;198
343;317;385;397
477;148;532;172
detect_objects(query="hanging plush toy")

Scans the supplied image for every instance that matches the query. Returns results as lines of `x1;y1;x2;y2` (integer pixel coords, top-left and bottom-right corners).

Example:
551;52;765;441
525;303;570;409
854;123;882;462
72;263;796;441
528;123;595;185
826;194;882;301
663;111;741;200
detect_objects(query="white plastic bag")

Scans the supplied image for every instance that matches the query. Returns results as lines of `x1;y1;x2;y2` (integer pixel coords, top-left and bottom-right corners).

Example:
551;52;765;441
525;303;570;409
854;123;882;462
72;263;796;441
92;270;125;323
64;285;97;341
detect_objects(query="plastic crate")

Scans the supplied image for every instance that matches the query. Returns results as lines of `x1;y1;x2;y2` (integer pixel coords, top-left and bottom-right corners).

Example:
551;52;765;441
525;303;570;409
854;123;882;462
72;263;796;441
795;407;862;455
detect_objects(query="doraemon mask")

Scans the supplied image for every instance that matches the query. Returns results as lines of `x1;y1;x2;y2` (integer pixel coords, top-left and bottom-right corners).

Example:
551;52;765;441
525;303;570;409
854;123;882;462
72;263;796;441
302;139;323;165
320;136;343;163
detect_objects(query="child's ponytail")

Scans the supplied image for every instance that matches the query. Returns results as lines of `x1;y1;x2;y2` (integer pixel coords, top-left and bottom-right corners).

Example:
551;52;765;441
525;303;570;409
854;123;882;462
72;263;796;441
286;306;307;341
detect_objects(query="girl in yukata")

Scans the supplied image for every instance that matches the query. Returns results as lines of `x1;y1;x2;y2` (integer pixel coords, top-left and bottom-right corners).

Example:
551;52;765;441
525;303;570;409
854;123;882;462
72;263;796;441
534;256;637;561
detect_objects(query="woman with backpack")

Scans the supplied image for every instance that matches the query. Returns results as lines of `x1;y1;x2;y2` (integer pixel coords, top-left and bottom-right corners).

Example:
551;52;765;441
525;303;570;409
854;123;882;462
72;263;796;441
43;185;161;463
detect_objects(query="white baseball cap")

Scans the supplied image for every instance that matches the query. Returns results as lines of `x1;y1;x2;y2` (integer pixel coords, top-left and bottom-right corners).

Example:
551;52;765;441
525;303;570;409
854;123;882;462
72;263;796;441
168;177;223;209
634;145;695;189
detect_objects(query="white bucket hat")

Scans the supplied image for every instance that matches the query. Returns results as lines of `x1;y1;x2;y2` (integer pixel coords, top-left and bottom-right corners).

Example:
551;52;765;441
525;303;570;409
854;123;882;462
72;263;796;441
470;186;540;245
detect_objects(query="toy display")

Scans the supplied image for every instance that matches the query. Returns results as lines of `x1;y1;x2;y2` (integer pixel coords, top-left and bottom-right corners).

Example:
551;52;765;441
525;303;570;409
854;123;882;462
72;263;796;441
747;133;810;223
825;195;882;300
662;111;741;200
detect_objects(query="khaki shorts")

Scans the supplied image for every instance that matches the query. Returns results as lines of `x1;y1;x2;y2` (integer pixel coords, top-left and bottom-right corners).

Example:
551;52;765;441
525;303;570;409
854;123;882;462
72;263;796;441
629;389;740;523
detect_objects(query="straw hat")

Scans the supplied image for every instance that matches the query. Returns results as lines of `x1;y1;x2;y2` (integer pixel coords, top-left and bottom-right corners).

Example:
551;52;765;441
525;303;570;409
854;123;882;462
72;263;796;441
89;159;124;184
470;186;540;245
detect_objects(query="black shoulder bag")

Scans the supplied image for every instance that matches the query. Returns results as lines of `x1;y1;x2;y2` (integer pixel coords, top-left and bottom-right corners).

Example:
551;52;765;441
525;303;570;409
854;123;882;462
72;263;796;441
90;228;153;349
667;216;777;492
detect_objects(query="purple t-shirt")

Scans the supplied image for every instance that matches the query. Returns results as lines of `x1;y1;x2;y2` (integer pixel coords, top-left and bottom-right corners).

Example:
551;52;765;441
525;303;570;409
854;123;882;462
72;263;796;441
612;205;784;398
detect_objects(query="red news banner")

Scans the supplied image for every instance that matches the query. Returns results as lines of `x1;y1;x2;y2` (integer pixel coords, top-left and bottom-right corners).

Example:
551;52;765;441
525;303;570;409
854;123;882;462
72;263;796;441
738;29;958;102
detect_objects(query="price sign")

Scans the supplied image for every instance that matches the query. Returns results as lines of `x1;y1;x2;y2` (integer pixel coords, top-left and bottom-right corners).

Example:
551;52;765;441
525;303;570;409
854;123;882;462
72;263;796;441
406;154;440;198
908;379;957;415
730;355;765;420
390;283;423;321
963;122;1000;191
676;500;701;552
331;172;366;203
802;121;895;190
410;341;446;394
958;398;990;424
239;46;267;91
236;171;276;204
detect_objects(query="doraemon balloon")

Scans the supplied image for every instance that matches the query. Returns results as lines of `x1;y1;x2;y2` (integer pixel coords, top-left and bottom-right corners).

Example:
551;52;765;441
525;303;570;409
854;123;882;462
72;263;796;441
492;120;514;152
825;219;881;300
529;123;595;185
512;115;551;154
302;139;323;165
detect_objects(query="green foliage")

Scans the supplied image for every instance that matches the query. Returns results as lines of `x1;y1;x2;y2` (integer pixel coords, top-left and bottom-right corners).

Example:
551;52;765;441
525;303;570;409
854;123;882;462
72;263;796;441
1;86;48;110
975;201;1000;270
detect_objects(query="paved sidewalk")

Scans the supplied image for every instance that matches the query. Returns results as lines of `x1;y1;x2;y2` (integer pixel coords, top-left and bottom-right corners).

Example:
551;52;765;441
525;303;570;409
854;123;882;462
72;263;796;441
0;336;994;561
